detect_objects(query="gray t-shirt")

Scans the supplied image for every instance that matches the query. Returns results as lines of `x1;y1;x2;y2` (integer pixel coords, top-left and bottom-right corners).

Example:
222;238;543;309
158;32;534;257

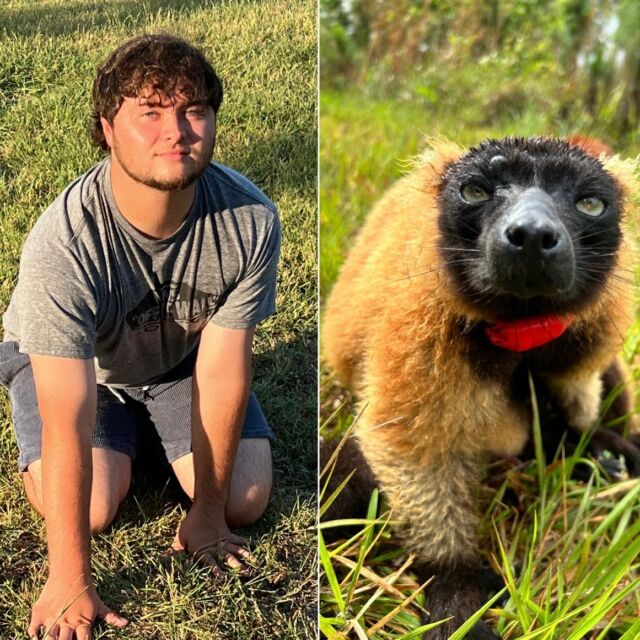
2;159;280;387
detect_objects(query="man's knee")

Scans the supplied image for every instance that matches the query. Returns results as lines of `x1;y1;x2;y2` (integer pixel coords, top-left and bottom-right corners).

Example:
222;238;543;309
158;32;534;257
88;494;122;534
23;450;131;534
171;438;273;526
23;468;44;516
89;451;131;533
225;438;273;526
226;476;272;527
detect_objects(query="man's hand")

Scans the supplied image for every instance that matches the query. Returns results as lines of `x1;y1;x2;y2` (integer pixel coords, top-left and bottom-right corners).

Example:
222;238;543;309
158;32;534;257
177;324;256;576
171;503;256;576
28;575;127;639
28;356;128;638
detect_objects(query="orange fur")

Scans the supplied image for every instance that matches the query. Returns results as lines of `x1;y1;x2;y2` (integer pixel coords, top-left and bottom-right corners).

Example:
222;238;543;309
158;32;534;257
322;139;637;565
566;135;614;159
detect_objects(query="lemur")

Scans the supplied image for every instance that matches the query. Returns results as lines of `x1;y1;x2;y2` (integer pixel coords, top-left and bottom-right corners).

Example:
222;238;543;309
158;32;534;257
322;137;640;639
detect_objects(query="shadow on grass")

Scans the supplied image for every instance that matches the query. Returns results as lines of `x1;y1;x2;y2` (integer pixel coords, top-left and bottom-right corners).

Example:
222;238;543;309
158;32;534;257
122;329;318;512
255;330;318;493
113;331;317;638
0;329;317;639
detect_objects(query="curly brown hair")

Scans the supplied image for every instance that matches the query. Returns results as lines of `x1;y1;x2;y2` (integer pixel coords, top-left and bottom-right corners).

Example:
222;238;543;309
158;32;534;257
91;34;223;150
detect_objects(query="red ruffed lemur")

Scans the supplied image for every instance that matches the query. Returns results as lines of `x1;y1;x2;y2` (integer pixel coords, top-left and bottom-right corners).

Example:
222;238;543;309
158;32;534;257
322;136;640;639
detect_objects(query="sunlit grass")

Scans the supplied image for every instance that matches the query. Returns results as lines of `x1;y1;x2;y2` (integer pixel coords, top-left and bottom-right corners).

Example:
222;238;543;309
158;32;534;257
0;1;317;638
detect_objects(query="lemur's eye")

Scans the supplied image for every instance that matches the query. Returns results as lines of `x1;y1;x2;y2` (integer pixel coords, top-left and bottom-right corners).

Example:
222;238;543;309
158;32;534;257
461;184;491;203
576;196;605;217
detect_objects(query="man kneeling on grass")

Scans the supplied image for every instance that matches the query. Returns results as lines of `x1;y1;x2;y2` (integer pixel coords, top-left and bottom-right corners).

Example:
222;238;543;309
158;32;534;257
0;33;280;638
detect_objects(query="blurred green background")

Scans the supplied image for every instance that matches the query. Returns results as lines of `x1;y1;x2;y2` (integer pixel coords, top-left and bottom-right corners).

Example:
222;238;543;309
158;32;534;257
320;0;640;295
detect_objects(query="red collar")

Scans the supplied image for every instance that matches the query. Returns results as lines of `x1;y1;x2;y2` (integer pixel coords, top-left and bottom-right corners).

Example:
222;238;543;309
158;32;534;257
485;314;574;352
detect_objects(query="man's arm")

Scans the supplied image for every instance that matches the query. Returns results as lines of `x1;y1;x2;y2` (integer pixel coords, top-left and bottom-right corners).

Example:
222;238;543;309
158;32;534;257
172;323;255;571
27;356;127;639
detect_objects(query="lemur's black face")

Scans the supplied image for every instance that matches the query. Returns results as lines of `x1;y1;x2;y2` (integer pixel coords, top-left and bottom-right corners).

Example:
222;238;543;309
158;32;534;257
437;137;623;319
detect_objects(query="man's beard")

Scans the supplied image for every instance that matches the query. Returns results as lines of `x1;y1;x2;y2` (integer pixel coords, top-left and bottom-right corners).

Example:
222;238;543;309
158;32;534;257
127;170;204;191
112;138;215;192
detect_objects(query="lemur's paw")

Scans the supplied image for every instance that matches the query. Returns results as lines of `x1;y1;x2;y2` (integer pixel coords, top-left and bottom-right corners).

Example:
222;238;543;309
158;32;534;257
588;427;640;478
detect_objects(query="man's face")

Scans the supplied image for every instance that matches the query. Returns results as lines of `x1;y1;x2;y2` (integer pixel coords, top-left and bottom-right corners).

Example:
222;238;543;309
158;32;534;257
101;89;216;191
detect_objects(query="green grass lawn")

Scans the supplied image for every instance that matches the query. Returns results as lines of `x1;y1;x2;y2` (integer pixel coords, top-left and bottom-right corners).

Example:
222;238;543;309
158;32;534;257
320;89;640;639
0;1;317;638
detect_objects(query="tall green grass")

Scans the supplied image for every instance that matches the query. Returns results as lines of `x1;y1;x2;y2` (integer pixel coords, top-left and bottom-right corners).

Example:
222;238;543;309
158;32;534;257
0;1;317;638
319;397;640;639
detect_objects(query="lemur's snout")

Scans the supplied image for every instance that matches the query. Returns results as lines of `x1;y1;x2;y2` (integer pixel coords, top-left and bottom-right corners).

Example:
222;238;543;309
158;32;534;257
489;187;574;297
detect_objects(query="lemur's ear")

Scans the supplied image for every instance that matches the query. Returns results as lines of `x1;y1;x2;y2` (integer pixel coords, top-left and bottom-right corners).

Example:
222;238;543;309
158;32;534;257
566;135;614;158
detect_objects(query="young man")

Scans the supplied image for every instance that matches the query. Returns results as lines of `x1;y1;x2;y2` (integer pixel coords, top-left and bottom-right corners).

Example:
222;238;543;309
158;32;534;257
0;34;279;638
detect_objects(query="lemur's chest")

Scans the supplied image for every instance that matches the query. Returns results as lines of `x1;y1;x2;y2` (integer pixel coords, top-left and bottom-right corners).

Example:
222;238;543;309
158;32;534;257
459;323;601;401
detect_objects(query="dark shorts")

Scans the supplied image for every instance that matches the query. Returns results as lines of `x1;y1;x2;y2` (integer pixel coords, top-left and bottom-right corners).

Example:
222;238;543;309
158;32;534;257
0;341;274;471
